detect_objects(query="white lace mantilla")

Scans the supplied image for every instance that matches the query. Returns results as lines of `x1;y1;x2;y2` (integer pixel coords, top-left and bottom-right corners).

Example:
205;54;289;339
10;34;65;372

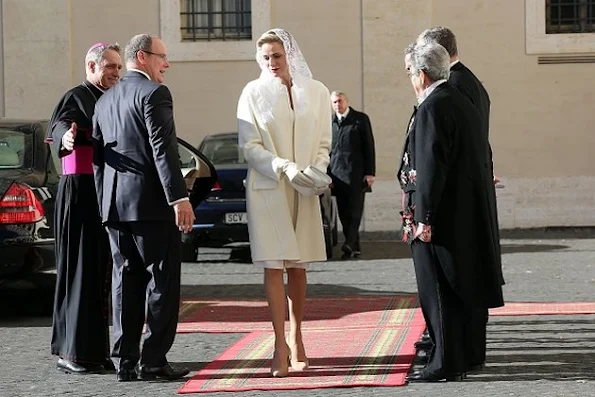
253;28;313;123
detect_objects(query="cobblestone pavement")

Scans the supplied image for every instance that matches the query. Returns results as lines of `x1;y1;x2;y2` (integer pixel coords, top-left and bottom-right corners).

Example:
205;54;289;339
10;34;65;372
1;236;594;397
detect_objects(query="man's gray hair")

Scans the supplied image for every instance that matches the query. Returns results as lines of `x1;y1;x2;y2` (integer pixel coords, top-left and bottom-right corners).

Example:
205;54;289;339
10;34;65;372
410;42;450;82
404;42;416;55
85;43;120;66
417;26;458;57
124;34;154;64
331;90;348;100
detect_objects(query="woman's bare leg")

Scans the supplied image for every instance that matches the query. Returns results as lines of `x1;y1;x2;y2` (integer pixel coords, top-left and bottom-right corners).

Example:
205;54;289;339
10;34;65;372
287;267;308;370
264;268;289;376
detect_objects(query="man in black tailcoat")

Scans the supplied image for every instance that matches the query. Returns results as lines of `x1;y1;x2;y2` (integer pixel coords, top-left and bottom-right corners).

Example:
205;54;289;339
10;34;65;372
399;42;504;382
417;26;504;372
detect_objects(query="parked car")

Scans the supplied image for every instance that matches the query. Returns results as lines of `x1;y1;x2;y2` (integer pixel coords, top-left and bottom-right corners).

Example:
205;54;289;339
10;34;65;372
0;119;57;280
0;118;215;281
180;132;338;262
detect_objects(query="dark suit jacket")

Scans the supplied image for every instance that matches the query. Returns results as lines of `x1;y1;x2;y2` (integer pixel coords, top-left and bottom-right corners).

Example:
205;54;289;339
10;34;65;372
400;82;503;308
449;62;490;142
328;107;375;188
92;71;187;223
450;61;504;286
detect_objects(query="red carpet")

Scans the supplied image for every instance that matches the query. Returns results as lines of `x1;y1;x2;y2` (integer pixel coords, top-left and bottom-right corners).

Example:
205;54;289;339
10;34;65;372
177;295;424;393
176;296;595;393
490;301;595;316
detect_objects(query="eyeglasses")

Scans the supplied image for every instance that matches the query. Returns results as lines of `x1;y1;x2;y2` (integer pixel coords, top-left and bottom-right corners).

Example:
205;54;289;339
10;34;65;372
142;49;168;62
406;68;424;78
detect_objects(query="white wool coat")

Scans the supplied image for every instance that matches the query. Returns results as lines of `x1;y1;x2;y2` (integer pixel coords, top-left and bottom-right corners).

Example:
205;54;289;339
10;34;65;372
237;78;331;263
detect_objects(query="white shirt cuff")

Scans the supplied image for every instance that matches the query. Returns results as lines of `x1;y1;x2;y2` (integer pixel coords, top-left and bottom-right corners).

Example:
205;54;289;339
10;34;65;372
414;222;426;238
169;197;190;206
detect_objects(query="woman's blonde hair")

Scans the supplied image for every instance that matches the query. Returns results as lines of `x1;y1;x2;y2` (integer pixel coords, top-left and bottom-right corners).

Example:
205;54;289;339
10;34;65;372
257;30;283;48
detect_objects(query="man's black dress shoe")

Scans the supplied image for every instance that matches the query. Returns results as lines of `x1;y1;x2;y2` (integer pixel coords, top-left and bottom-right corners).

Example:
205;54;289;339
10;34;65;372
340;244;353;260
406;369;465;383
57;358;103;374
353;251;361;258
137;363;190;381
415;350;430;364
414;339;434;351
341;243;353;254
116;368;138;382
103;359;116;372
467;362;485;373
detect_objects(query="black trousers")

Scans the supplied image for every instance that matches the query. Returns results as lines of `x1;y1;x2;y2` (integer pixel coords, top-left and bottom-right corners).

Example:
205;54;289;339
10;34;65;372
463;306;489;366
411;241;466;375
334;179;365;252
106;221;181;370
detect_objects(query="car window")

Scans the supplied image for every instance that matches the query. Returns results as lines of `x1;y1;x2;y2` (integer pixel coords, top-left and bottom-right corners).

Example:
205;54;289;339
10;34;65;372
178;142;197;169
200;136;246;166
0;129;29;169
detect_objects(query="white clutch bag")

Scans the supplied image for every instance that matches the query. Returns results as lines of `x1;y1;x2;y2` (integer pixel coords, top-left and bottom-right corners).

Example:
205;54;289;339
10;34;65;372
302;165;332;195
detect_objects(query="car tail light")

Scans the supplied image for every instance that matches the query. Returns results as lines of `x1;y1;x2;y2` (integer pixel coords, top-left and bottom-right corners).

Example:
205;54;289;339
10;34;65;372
211;181;222;191
0;183;44;224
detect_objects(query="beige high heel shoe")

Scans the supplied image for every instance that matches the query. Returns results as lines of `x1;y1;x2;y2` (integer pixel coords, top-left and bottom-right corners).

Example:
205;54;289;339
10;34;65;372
289;343;309;371
270;345;291;378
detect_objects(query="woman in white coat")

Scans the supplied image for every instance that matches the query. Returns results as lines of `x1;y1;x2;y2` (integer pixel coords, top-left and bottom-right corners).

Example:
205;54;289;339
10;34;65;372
237;28;332;377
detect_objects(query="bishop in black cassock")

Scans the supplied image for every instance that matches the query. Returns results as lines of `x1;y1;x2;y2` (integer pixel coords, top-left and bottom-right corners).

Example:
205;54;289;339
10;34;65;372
47;42;122;374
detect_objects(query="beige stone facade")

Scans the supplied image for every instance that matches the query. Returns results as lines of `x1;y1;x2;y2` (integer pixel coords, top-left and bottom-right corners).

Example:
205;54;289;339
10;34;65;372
1;0;594;229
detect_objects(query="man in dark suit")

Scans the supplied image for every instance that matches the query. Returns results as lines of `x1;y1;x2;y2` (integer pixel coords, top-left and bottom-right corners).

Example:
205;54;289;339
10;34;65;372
92;33;195;382
417;26;504;372
399;42;504;382
329;91;376;260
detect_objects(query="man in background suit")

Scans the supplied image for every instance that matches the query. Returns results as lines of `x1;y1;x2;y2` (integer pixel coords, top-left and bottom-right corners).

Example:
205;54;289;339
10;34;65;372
93;33;194;382
417;26;504;372
329;91;376;260
400;42;504;382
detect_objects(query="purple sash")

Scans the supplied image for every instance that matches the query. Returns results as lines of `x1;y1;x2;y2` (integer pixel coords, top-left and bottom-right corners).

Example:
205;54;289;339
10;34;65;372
62;146;93;175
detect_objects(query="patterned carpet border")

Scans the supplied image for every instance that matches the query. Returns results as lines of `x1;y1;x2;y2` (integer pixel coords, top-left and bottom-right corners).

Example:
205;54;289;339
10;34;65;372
177;314;425;393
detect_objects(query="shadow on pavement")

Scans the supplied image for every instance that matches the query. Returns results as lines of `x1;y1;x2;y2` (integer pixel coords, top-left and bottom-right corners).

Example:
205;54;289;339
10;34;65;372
321;241;569;261
499;243;569;254
466;351;595;381
468;315;595;381
408;315;595;382
361;227;595;241
1;277;416;326
181;283;412;299
0;272;55;322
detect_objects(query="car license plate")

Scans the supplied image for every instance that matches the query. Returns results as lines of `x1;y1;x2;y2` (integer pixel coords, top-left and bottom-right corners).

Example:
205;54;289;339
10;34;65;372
225;212;247;224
